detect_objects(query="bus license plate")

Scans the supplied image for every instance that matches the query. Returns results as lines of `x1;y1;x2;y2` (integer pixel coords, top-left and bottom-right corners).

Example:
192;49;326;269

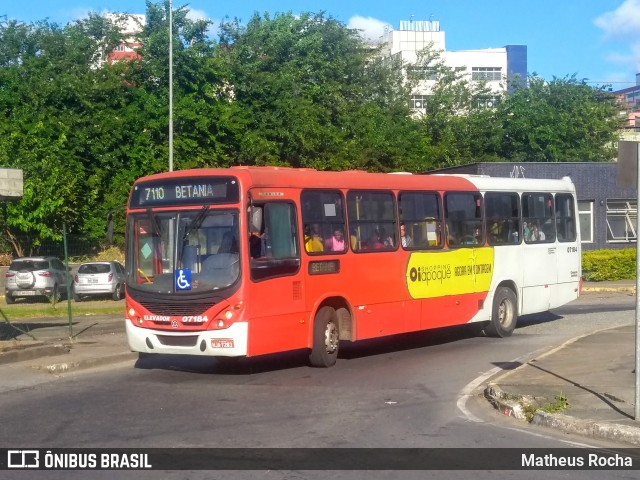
211;339;234;349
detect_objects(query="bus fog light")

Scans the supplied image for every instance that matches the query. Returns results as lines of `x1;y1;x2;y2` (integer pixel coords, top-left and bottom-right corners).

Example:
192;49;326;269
224;311;233;320
217;319;225;328
137;317;144;325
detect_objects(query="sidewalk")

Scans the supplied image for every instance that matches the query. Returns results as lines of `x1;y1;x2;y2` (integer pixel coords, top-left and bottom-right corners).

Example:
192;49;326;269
0;312;135;373
0;282;639;447
484;279;640;446
484;323;640;446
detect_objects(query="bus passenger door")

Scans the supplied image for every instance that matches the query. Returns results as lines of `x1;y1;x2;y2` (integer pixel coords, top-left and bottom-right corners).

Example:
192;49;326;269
521;194;557;314
246;199;306;356
552;193;580;308
522;242;557;314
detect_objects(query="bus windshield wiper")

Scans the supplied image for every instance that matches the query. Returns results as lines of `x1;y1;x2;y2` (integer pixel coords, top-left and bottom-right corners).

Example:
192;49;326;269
178;205;210;266
147;208;164;236
182;205;210;244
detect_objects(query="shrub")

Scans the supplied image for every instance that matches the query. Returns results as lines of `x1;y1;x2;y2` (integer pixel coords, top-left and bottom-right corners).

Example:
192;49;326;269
582;248;636;281
72;246;125;264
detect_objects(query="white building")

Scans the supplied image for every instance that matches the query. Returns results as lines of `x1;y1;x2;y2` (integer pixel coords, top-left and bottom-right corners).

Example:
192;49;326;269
380;19;527;112
105;13;145;63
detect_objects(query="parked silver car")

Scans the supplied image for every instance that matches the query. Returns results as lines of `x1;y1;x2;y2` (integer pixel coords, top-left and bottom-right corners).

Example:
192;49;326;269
73;261;125;301
4;256;72;304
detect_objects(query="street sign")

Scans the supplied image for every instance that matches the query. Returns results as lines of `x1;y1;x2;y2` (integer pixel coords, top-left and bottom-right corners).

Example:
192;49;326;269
0;168;23;201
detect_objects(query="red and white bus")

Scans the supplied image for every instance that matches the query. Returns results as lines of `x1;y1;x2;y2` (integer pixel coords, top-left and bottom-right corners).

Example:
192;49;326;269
124;167;581;367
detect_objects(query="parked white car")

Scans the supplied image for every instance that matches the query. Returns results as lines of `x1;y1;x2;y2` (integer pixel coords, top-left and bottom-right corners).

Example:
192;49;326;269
73;261;125;301
4;256;71;304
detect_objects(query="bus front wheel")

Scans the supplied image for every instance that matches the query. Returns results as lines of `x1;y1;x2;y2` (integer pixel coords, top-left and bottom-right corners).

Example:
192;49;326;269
309;306;339;368
484;287;517;338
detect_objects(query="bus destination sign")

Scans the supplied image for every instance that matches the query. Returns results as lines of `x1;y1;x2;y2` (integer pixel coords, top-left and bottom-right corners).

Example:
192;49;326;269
130;176;240;208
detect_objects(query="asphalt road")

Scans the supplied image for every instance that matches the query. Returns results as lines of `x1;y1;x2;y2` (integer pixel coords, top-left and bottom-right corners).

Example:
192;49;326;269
0;290;636;479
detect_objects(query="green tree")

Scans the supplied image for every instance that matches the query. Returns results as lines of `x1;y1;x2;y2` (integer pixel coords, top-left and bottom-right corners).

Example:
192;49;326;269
409;46;505;168
0;17;128;254
219;11;426;172
498;75;622;162
128;0;246;172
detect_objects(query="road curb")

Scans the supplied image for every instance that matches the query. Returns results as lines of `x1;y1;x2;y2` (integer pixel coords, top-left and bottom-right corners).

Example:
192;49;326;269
0;343;70;365
581;286;635;293
35;351;138;374
484;383;537;421
532;411;640;447
484;384;640;447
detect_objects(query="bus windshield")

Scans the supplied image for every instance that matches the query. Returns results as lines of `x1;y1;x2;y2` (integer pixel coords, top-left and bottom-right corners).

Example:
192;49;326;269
126;208;240;294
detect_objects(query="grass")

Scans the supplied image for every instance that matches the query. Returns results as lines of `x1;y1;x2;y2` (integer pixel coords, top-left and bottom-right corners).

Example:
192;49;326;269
541;392;570;414
0;246;126;321
0;296;124;320
520;392;570;423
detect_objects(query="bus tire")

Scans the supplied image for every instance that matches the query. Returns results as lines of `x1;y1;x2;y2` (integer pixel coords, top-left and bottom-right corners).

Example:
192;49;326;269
309;306;339;368
484;287;517;338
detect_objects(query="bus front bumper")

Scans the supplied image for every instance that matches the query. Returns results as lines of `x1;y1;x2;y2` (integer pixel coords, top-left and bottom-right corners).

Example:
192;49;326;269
126;320;248;357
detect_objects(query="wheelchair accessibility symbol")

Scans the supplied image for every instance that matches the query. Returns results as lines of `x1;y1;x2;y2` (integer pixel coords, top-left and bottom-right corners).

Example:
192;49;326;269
175;269;192;291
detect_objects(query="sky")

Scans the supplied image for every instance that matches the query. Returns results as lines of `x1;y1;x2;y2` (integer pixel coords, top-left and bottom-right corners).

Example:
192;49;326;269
3;0;640;89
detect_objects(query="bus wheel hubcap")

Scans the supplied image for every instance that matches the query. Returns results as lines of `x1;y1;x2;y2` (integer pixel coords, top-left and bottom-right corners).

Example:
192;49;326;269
325;322;338;353
499;300;511;326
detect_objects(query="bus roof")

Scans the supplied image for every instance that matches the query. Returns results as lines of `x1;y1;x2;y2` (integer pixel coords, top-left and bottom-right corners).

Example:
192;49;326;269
134;166;576;194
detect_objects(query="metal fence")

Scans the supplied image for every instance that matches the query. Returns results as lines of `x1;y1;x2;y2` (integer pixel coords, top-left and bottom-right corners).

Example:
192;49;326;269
0;234;117;265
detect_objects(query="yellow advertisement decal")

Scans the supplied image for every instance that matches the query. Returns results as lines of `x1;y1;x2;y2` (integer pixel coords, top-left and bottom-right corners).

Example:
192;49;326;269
406;248;494;299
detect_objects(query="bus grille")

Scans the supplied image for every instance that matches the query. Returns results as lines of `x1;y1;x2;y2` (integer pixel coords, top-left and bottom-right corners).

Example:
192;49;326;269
138;299;218;316
156;335;199;347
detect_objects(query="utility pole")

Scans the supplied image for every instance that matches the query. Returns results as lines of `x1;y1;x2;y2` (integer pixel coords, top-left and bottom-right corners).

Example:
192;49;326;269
169;0;174;172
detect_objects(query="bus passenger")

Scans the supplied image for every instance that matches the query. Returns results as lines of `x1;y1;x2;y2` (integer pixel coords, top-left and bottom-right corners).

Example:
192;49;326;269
305;224;324;252
366;230;385;250
400;223;412;247
325;227;346;252
350;228;359;250
489;217;503;243
381;227;394;248
249;229;264;258
529;222;545;241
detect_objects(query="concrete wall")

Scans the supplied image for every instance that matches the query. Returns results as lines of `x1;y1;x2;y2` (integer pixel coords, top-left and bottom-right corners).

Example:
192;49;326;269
427;162;637;251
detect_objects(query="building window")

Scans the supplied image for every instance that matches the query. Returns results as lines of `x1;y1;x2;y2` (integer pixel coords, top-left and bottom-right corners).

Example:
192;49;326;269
407;65;438;80
578;201;594;243
474;96;500;109
606;199;637;243
410;95;427;109
471;67;502;81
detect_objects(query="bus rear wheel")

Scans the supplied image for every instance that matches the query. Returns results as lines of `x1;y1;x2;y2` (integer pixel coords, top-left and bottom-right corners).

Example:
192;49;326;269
309;306;339;367
484;287;517;338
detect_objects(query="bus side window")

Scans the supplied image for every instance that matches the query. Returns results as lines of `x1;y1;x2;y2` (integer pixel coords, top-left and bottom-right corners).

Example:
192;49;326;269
398;191;442;249
347;190;396;252
485;192;521;245
523;193;555;243
249;206;265;258
301;190;347;254
444;192;484;247
249;202;300;281
555;193;577;242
